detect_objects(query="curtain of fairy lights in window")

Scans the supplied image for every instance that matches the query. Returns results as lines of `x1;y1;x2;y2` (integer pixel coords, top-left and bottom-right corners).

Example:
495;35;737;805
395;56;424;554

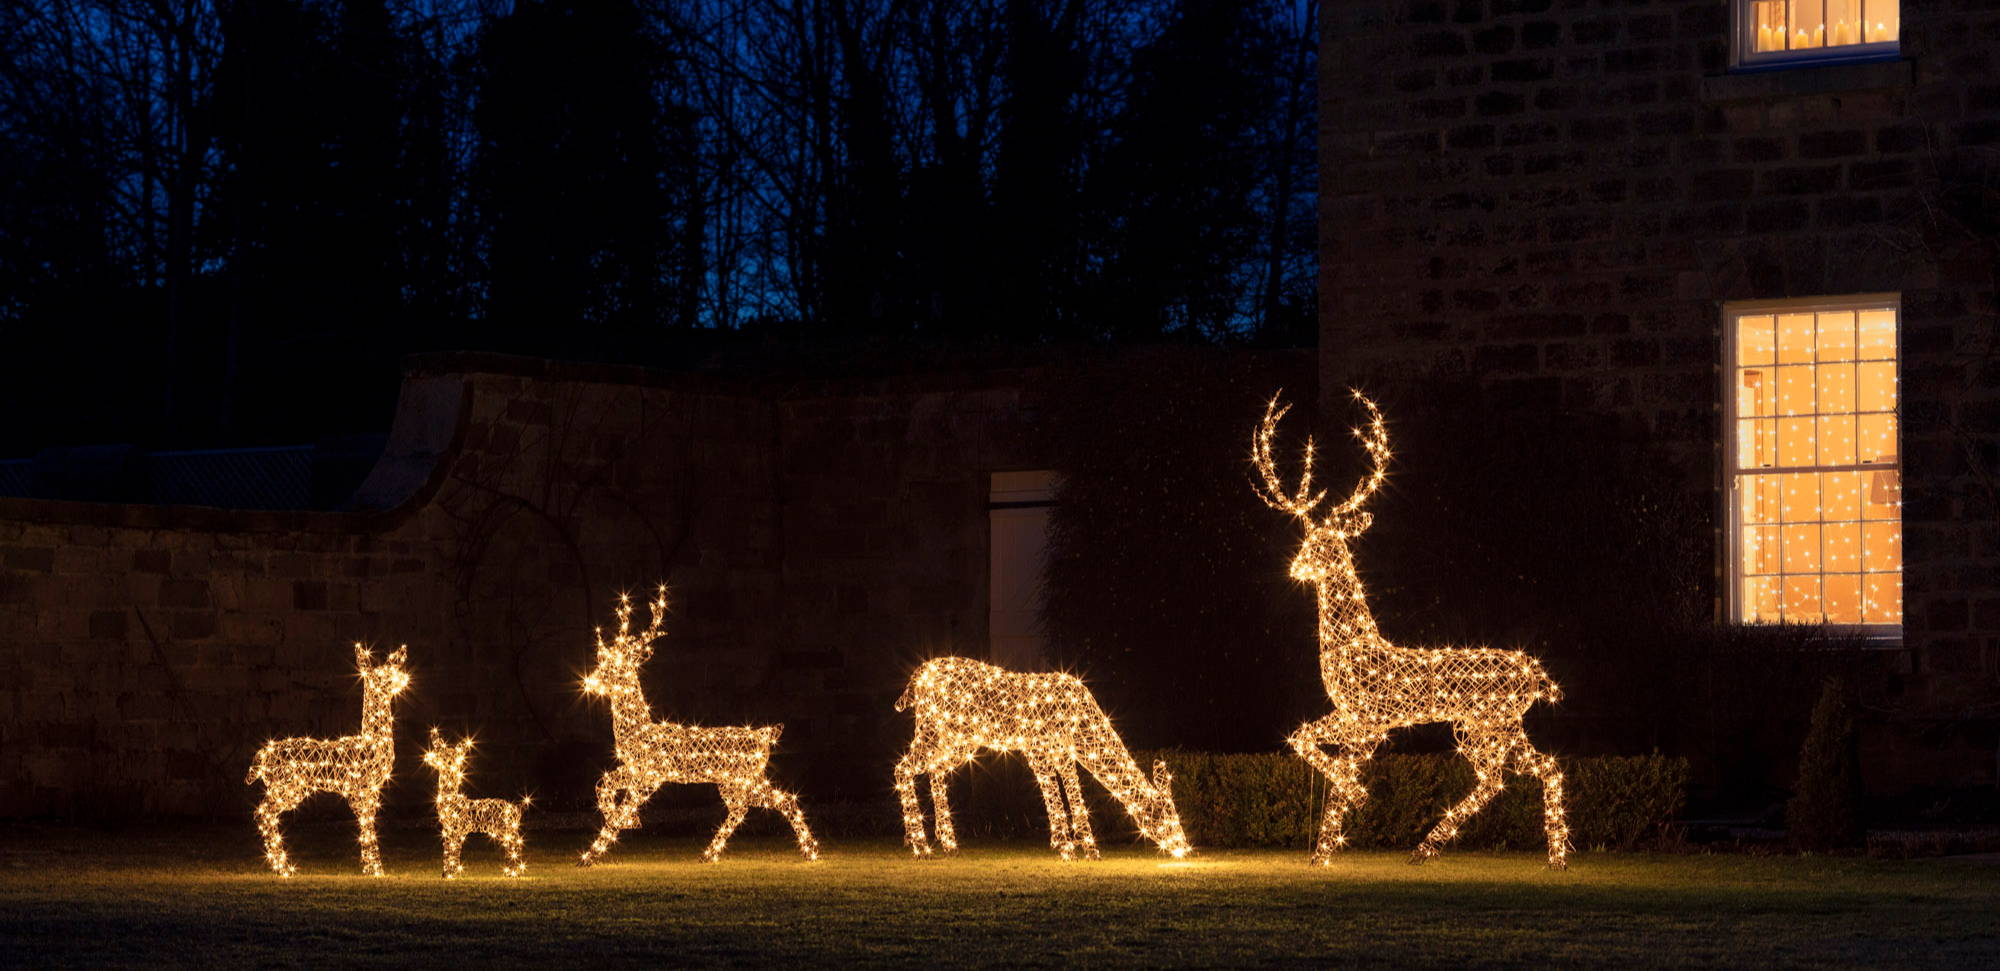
1733;304;1901;626
1749;0;1899;54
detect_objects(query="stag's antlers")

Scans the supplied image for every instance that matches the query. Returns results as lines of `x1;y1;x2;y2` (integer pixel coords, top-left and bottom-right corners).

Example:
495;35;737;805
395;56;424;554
1252;390;1391;521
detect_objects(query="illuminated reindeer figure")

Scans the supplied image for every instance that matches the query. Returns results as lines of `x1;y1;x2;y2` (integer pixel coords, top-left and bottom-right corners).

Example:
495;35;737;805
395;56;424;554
421;729;529;878
577;588;820;865
1253;392;1570;869
893;657;1191;861
246;644;410;877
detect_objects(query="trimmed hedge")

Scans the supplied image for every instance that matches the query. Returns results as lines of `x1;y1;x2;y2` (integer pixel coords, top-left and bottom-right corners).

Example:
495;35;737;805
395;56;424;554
1147;750;1688;851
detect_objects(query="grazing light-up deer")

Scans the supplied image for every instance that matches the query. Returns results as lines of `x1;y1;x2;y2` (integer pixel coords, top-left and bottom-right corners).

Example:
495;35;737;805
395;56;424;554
1253;392;1570;869
577;588;820;865
421;729;529;878
893;656;1191;861
246;644;410;877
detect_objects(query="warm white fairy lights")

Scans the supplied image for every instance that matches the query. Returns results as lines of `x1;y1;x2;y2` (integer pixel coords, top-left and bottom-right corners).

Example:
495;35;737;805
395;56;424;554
577;587;820;865
1732;306;1901;626
246;644;410;877
893;656;1191;861
421;728;529;878
1254;393;1570;869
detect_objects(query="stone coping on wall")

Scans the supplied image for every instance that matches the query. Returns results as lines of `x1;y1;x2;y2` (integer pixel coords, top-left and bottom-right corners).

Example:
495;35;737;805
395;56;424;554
0;344;1309;530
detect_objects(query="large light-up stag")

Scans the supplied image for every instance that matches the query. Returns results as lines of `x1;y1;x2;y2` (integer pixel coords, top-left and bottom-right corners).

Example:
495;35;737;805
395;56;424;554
1254;392;1569;868
577;588;819;865
246;644;410;877
893;657;1191;861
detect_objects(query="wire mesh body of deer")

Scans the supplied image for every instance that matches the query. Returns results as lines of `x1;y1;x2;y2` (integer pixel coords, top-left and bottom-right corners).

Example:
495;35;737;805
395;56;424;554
422;729;529;878
1254;392;1570;869
577;588;819;865
245;644;410;877
892;656;1191;861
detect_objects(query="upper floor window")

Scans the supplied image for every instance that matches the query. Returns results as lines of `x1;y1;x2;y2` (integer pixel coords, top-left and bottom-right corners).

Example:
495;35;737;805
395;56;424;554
1736;1;1900;70
1725;296;1901;634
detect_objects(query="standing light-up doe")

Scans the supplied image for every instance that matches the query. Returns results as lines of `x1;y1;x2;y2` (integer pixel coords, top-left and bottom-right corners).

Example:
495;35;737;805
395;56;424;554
893;657;1191;861
577;587;820;865
1253;392;1570;869
421;728;529;878
246;644;410;877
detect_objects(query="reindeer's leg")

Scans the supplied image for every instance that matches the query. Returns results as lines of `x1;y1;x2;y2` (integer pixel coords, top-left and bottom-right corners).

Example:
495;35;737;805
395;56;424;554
349;789;386;877
703;786;752;863
254;784;309;877
1512;737;1570;870
926;748;976;855
1028;753;1076;861
894;748;934;857
580;771;635;867
764;782;822;861
1291;719;1378;865
1057;759;1099;861
442;829;466;879
929;769;959;854
1413;727;1516;864
732;778;820;861
503;824;527;878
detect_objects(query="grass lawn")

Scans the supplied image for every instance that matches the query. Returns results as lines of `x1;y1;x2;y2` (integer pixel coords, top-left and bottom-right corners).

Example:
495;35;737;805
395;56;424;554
2;823;1996;968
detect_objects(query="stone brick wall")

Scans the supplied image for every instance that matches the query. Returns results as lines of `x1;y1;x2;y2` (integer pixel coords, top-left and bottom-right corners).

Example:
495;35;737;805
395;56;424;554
0;355;1042;818
1320;0;2000;790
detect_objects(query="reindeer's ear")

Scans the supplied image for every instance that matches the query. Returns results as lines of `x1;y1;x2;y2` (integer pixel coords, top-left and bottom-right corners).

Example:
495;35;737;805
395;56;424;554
1352;511;1374;533
354;642;371;667
388;645;409;666
429;726;443;746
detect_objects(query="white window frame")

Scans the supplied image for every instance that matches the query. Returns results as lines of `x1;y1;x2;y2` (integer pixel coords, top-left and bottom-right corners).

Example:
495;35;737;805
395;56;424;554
1722;294;1902;640
1731;0;1900;72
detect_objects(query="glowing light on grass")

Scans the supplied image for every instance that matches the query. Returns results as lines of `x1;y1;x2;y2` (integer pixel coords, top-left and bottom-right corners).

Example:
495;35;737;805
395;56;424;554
1253;393;1570;869
422;729;529;878
893;656;1191;861
577;587;820;865
246;644;410;877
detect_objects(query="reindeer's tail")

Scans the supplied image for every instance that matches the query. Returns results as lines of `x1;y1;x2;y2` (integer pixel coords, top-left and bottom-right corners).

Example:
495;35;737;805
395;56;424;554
1540;661;1564;705
895;670;923;712
245;746;267;785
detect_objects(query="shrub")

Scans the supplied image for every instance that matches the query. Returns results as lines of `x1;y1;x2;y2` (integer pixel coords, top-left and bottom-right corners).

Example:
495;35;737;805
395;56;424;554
1146;750;1688;851
1788;676;1865;851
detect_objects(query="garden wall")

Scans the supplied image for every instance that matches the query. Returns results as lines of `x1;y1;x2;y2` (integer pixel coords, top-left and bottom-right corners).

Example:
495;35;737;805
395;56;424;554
0;353;1043;818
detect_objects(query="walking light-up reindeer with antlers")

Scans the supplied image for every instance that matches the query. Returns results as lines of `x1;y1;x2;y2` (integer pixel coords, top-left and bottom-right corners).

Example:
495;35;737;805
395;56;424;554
246;644;410;877
577;587;820;865
1253;392;1570;869
894;657;1191;861
422;729;530;878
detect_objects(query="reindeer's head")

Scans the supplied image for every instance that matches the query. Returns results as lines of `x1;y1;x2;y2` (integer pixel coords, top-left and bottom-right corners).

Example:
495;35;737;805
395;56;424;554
421;727;473;787
355;643;411;698
583;587;668;699
1143;759;1192;859
1251;391;1391;585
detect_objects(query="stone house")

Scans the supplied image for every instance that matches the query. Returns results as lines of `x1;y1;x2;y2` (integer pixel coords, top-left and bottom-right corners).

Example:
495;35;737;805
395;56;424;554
1320;0;1999;792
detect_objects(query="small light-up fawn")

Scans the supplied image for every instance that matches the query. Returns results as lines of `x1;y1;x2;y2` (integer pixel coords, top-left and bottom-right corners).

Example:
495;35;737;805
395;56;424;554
577;588;820;865
893;656;1191;861
421;729;529;878
246;644;410;877
1254;392;1569;868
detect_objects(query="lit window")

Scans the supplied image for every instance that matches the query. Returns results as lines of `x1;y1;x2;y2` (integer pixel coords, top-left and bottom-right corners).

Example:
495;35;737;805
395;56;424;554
1726;296;1900;631
1736;0;1899;69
